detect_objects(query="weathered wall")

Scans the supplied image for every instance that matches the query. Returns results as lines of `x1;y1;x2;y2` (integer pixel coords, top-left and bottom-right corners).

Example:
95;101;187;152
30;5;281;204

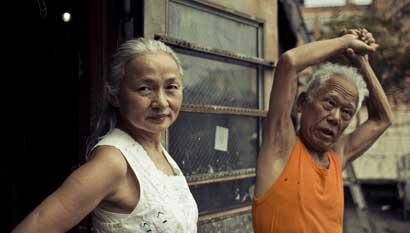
351;110;410;179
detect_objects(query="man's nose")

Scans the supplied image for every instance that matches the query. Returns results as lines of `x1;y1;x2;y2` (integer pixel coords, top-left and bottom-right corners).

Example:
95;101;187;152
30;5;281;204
327;108;341;126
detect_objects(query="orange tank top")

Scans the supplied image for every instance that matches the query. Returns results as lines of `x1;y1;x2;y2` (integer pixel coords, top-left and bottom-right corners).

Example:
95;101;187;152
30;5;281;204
252;137;344;233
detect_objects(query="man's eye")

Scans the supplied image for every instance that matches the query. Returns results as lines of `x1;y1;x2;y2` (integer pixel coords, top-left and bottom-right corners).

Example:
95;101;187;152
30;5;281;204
327;100;336;106
323;101;333;109
341;109;353;118
138;86;151;92
342;114;352;120
343;110;353;117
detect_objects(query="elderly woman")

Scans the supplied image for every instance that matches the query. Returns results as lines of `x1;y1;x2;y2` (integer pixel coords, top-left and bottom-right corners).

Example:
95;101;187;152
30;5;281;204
13;38;198;233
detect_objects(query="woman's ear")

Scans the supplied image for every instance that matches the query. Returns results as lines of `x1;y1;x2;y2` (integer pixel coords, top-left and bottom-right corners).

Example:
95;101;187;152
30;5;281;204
105;84;120;108
108;94;120;108
296;92;308;112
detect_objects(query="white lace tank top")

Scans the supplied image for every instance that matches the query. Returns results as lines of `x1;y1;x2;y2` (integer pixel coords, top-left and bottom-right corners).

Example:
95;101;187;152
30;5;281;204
91;128;198;233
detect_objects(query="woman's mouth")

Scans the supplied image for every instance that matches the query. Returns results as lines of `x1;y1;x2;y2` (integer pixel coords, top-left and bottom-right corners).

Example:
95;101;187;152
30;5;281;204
147;114;169;121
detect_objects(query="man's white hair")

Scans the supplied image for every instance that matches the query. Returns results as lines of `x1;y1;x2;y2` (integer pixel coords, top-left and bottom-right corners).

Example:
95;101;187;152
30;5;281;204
305;62;369;113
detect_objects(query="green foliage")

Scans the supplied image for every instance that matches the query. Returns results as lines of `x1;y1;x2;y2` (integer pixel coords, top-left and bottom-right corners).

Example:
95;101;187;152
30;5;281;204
320;7;410;104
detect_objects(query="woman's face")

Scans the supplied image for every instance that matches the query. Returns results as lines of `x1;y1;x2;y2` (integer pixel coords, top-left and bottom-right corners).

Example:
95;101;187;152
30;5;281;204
116;52;183;134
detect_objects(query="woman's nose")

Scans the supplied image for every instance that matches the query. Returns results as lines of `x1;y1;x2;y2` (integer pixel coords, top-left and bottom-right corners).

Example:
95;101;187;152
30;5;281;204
151;90;169;109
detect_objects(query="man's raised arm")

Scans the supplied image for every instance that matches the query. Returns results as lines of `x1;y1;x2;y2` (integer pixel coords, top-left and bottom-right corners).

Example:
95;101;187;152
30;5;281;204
336;52;393;167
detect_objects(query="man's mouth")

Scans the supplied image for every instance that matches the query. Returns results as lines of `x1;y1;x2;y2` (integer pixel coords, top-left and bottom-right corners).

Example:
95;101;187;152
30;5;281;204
318;128;335;139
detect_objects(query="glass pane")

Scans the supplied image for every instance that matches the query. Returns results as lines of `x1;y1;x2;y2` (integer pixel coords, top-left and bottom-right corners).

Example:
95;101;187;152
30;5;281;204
168;1;258;57
169;112;258;177
178;53;258;108
190;177;255;214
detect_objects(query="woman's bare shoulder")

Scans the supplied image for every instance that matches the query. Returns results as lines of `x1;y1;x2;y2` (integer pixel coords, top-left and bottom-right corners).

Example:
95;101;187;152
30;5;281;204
86;145;129;176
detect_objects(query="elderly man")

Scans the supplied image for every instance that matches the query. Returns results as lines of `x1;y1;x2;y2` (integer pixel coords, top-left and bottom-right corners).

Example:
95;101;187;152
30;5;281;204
252;29;393;233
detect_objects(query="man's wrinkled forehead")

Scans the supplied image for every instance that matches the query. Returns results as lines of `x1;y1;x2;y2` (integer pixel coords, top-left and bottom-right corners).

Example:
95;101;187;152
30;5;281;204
315;76;359;104
327;76;358;94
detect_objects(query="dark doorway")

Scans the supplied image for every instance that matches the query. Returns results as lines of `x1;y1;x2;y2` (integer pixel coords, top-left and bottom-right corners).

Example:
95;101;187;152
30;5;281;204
6;0;144;232
6;1;89;232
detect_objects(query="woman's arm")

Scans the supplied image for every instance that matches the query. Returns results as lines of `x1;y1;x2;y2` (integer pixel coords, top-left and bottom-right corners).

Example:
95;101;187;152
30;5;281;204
12;146;128;233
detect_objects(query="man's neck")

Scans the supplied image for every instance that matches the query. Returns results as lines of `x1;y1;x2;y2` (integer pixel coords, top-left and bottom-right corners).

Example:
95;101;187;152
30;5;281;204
298;133;330;169
308;149;330;169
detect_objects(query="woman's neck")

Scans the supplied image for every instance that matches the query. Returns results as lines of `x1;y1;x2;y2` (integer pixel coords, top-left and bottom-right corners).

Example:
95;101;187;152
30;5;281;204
117;122;162;152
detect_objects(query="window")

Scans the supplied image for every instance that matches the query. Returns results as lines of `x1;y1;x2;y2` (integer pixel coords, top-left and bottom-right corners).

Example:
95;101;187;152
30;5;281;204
154;0;274;218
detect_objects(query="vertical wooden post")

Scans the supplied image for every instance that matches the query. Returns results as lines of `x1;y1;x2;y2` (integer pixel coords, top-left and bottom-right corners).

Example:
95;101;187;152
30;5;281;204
345;163;378;233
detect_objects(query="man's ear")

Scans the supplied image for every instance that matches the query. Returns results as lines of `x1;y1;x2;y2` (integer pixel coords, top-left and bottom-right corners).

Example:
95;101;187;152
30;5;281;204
296;92;308;112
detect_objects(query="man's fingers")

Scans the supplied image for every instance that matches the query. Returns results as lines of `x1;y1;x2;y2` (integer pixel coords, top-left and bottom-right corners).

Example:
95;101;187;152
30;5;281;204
365;43;378;53
371;43;380;50
345;28;378;53
365;33;375;42
365;38;373;45
346;48;355;57
347;29;360;35
356;30;376;45
359;28;368;34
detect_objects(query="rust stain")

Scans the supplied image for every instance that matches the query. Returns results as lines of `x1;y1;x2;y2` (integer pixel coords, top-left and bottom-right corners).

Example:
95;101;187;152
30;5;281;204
187;168;255;185
155;34;275;68
180;103;268;117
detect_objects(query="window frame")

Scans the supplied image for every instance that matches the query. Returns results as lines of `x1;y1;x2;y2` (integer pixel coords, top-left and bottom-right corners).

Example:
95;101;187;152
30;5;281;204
144;0;276;220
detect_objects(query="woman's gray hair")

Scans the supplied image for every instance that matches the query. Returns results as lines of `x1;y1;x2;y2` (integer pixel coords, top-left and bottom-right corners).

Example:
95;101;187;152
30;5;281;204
305;62;369;114
84;38;182;160
109;38;183;97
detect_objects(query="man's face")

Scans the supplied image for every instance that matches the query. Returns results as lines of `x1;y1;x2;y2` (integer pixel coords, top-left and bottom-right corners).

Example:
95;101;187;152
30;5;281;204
299;75;359;152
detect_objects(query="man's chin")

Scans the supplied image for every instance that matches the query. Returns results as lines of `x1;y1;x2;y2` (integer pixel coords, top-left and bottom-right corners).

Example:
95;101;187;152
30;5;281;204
308;138;334;153
300;132;334;152
318;140;336;152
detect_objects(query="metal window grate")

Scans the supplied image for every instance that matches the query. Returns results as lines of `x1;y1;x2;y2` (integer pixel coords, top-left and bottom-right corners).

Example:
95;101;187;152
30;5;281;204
177;52;259;108
190;177;255;215
169;112;259;177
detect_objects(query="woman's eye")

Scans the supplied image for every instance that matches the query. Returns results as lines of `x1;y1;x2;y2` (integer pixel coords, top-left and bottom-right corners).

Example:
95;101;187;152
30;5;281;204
167;84;179;90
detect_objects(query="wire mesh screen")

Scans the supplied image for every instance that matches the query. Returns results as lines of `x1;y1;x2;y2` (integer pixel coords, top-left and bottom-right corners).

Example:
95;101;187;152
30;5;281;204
169;112;259;177
190;177;255;214
177;53;258;108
